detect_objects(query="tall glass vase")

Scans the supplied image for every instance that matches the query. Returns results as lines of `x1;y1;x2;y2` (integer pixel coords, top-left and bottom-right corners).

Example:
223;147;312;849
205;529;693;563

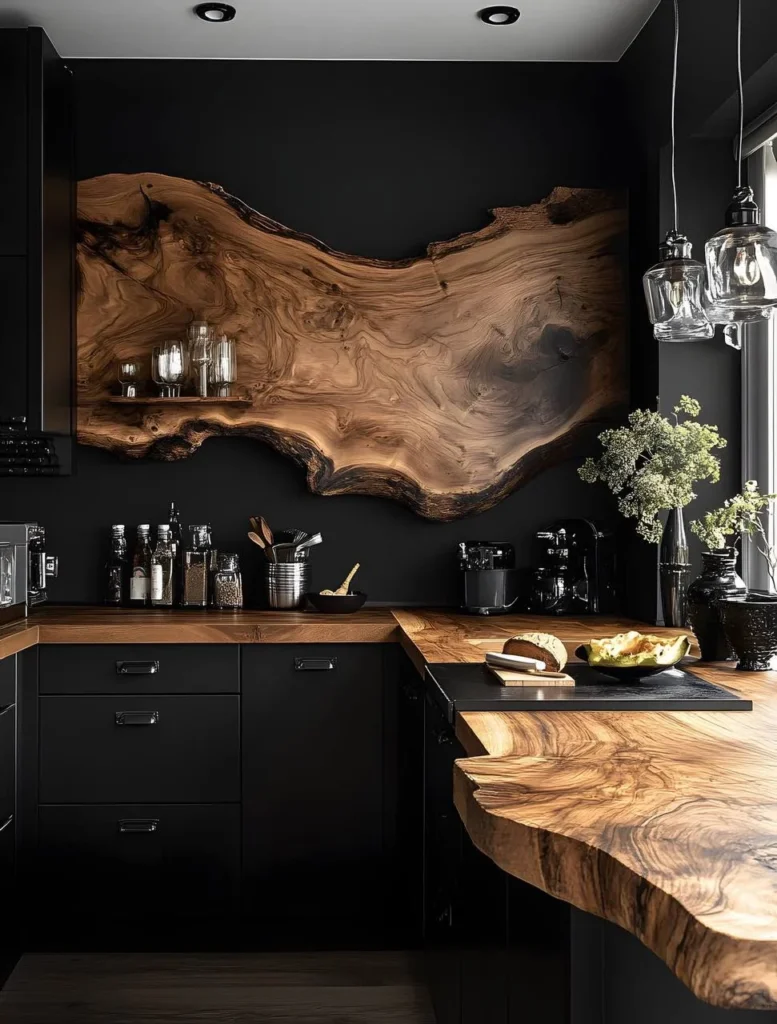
660;507;691;627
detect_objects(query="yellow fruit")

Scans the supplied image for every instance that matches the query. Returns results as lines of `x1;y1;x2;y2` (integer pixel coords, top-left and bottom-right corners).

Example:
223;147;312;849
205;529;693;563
584;631;690;668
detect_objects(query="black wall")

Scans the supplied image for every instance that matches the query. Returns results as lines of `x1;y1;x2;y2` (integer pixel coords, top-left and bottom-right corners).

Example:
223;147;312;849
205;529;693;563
1;59;627;605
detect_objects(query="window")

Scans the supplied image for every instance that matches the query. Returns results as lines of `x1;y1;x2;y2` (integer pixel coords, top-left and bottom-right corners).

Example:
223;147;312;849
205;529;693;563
742;132;777;590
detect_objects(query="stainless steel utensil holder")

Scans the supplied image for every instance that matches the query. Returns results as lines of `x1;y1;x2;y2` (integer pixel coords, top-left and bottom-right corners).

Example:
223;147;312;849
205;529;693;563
264;562;310;609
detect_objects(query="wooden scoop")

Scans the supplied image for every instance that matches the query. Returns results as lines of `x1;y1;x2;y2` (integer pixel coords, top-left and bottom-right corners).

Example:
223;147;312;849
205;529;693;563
320;563;360;596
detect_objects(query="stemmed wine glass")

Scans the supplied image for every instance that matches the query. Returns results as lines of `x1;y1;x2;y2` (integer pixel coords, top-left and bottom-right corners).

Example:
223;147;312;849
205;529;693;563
117;359;142;398
151;346;169;397
161;340;186;397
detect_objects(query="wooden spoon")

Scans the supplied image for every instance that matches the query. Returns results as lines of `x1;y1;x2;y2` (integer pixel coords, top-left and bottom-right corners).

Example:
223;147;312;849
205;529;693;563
250;516;275;549
321;563;360;597
247;532;266;549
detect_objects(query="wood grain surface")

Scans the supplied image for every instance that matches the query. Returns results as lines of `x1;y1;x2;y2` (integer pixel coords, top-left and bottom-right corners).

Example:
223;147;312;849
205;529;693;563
76;173;627;519
0;951;433;1024
20;607;399;646
2;606;774;1007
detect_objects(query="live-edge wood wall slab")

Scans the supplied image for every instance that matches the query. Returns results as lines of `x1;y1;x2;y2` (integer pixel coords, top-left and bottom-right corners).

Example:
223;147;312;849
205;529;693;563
76;173;627;520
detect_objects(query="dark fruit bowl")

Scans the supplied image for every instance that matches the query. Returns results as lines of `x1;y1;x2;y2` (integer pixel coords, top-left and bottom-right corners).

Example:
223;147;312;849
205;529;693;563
574;645;688;682
305;591;368;614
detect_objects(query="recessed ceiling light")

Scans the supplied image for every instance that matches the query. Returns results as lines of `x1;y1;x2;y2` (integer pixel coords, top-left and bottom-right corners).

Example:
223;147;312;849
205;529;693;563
194;3;236;22
478;6;521;25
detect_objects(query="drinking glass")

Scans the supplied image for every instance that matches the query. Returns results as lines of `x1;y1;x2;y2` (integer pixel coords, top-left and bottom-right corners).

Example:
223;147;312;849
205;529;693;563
117;359;142;398
188;321;214;397
212;334;237;397
162;340;186;397
151;346;169;397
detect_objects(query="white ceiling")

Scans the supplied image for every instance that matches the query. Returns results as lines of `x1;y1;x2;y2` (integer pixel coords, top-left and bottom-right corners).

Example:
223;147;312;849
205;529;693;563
0;0;660;61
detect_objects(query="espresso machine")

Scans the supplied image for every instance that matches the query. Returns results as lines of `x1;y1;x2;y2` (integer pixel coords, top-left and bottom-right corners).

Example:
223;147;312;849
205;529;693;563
0;522;58;626
458;540;519;615
529;519;616;615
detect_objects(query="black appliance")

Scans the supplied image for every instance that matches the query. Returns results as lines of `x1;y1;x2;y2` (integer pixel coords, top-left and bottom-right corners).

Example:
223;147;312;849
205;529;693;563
530;519;616;615
0;521;58;626
458;540;519;615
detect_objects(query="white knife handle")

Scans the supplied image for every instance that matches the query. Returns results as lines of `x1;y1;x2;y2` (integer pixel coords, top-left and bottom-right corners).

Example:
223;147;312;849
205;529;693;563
485;651;546;671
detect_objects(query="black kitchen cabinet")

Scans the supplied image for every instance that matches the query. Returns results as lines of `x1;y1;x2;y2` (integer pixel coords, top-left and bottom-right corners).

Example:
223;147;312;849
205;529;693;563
0;28;74;472
37;803;240;922
38;643;240;694
422;683;575;1024
39;694;240;803
31;643;241;935
0;656;16;984
396;647;426;943
241;644;391;940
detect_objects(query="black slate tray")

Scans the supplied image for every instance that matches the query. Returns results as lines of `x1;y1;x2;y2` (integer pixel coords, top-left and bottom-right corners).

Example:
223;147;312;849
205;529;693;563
425;661;751;724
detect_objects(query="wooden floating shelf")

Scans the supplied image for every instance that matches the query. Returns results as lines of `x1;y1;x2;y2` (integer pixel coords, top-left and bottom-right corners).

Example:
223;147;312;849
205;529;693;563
106;396;252;405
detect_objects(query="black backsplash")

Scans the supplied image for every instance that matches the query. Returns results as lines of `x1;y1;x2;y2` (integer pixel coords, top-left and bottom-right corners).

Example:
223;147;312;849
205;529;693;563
1;59;627;605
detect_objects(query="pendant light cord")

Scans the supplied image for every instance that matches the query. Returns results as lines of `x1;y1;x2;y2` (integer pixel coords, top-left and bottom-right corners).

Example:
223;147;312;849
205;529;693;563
670;0;679;232
736;0;744;188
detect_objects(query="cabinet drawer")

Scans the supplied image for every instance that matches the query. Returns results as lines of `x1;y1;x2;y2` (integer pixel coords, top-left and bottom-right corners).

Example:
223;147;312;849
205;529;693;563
37;804;239;919
39;695;239;803
244;643;384;682
0;703;14;822
0;656;15;708
39;644;239;694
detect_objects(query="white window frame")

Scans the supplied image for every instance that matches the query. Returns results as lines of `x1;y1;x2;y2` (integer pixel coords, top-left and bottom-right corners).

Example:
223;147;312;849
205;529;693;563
742;140;777;592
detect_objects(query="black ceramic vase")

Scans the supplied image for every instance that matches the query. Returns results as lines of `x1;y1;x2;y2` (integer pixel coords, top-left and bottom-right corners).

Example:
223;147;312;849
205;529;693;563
686;549;746;661
659;507;691;627
719;594;777;671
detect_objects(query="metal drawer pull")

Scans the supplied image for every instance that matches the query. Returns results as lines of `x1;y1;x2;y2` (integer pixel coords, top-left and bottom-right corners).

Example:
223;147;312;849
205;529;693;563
115;710;159;726
116;660;160;676
294;657;337;671
0;703;14;718
0;814;12;834
118;818;159;833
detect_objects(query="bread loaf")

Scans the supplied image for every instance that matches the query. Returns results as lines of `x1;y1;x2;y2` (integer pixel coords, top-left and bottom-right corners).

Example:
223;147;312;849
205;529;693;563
502;632;567;673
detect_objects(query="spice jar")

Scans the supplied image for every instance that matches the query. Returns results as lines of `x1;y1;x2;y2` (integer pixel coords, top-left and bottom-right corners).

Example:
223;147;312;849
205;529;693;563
213;553;243;610
182;525;211;608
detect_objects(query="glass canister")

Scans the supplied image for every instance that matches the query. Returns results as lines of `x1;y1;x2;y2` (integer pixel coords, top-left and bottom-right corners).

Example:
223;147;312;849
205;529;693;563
213;553;243;610
182;525;211;608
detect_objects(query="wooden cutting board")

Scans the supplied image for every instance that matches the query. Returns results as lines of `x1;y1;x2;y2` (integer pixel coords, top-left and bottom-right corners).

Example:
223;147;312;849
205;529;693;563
486;664;575;687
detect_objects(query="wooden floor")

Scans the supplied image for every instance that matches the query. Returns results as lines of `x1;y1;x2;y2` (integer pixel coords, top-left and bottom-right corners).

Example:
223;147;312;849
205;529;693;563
0;951;434;1023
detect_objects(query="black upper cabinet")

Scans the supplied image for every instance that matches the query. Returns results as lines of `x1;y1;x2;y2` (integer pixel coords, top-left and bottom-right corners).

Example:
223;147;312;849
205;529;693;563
0;28;73;473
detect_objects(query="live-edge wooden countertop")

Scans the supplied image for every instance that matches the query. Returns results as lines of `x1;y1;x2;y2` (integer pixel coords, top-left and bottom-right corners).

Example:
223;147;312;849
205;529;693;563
3;605;776;1009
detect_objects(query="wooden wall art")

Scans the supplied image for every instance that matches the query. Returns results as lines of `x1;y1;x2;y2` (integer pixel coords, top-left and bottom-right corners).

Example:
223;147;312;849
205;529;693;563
76;173;627;520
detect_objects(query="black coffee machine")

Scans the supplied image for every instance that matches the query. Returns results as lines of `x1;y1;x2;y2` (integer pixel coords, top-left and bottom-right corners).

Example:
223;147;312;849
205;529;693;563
459;541;519;615
530;519;616;615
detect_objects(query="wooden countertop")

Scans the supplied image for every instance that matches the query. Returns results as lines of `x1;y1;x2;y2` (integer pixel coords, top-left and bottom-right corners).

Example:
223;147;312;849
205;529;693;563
2;605;775;1007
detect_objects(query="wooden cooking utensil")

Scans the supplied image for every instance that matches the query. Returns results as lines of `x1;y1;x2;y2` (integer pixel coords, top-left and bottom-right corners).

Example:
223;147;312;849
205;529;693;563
321;563;360;597
247;532;266;549
250;516;275;549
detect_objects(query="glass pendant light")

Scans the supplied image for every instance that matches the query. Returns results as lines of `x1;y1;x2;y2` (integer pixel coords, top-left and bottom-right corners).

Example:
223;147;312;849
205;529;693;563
643;0;714;342
705;0;777;321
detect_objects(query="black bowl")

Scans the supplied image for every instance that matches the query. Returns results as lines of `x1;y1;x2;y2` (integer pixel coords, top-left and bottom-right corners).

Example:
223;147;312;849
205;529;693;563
574;645;686;681
305;591;368;614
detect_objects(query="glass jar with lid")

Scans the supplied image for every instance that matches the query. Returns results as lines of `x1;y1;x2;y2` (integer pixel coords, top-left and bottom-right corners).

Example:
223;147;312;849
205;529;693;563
213;553;243;610
182;525;211;608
